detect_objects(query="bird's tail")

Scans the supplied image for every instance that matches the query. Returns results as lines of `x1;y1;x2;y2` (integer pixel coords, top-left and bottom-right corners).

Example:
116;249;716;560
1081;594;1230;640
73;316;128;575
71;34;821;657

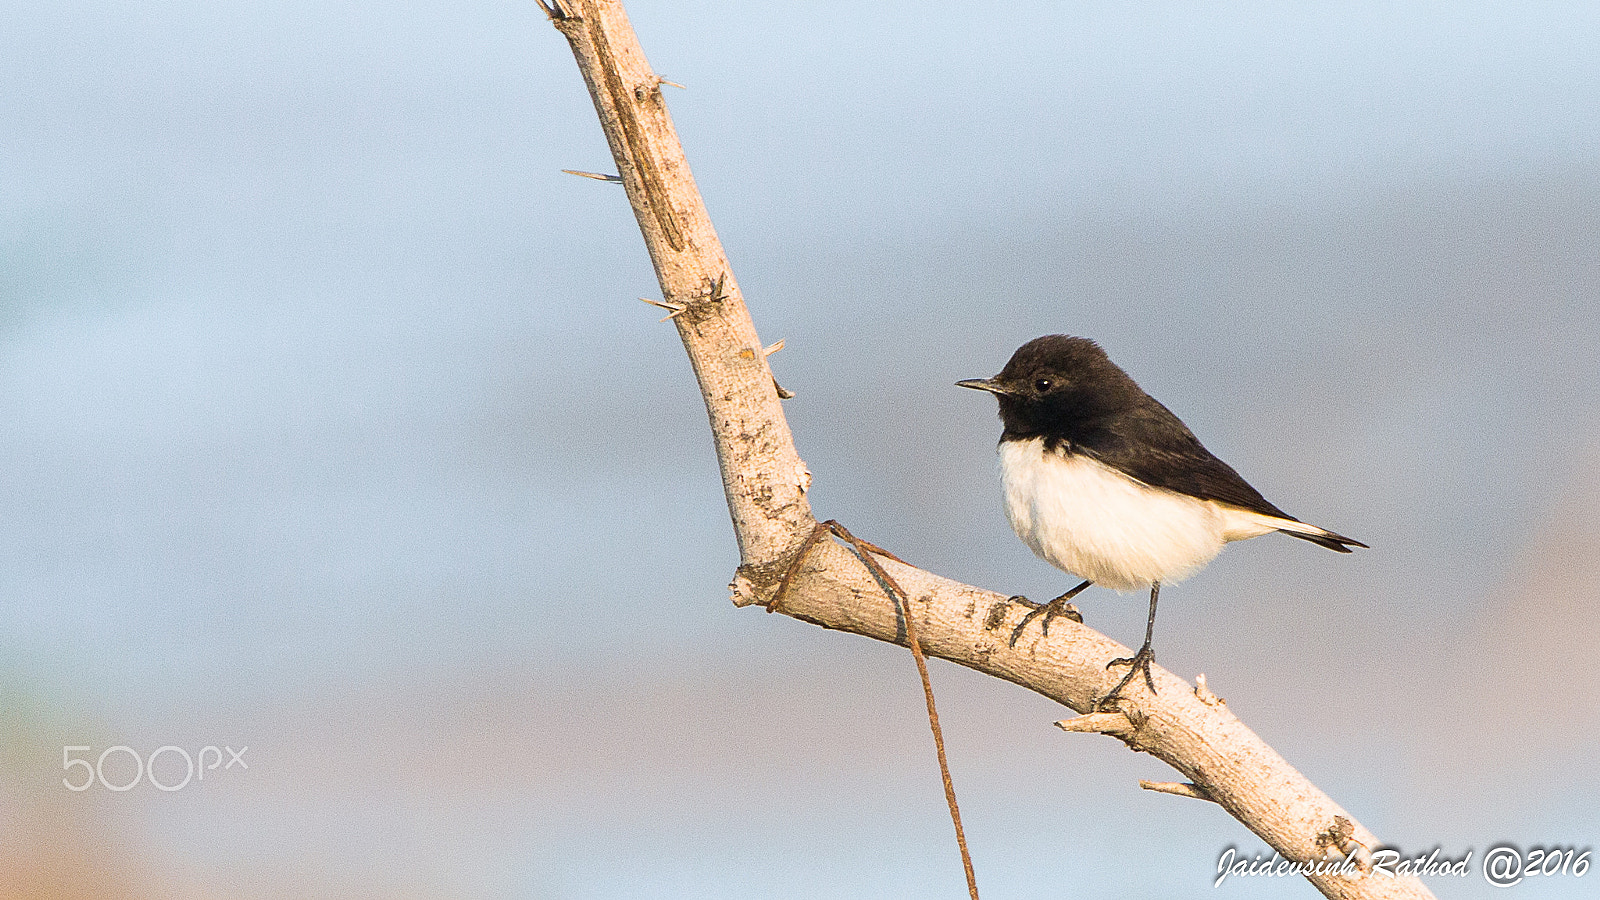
1275;519;1368;553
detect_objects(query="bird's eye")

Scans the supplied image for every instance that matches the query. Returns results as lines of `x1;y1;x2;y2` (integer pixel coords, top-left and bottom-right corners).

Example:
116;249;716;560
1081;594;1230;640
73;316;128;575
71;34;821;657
1033;378;1053;392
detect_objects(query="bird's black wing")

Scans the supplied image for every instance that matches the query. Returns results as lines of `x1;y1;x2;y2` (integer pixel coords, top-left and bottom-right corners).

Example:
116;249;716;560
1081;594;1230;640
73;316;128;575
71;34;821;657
1071;400;1298;521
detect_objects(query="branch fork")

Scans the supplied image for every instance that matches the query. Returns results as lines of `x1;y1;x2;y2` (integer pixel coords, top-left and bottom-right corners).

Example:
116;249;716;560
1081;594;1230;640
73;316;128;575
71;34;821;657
542;4;1433;898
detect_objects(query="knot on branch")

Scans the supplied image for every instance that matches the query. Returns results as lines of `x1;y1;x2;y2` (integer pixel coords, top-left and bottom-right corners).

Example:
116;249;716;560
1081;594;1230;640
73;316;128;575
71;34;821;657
729;558;793;608
1315;815;1373;872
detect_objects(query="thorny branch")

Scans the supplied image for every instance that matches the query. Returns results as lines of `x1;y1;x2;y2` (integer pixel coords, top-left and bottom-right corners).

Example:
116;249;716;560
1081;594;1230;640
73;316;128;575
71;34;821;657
539;3;1434;898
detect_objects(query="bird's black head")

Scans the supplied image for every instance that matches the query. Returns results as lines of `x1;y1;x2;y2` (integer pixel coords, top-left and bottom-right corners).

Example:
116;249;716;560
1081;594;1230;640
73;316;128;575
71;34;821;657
957;335;1146;438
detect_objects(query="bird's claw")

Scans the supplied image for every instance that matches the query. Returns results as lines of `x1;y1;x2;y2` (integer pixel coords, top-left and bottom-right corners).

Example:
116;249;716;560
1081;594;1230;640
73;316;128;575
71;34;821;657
1007;581;1090;647
1097;644;1157;709
1007;595;1084;647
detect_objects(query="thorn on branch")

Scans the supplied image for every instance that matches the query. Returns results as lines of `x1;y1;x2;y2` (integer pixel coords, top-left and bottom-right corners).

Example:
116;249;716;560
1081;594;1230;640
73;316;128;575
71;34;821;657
640;296;689;321
533;0;576;22
764;340;794;399
563;169;624;183
1195;673;1225;706
703;273;730;304
1055;711;1136;736
634;76;685;102
1140;780;1215;802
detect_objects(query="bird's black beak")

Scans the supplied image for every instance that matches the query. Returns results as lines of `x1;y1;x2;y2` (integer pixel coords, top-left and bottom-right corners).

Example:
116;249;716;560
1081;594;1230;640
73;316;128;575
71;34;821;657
956;377;1010;395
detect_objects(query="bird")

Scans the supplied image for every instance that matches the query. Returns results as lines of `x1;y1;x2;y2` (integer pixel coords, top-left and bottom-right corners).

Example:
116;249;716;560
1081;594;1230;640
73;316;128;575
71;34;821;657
958;335;1365;708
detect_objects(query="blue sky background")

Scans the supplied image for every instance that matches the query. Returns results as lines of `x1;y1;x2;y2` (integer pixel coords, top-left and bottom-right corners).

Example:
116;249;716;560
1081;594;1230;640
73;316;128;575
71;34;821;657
3;1;1598;897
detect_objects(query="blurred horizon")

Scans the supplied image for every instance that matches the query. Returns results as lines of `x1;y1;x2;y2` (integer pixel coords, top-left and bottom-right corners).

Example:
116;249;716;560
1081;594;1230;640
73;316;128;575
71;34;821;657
3;1;1598;897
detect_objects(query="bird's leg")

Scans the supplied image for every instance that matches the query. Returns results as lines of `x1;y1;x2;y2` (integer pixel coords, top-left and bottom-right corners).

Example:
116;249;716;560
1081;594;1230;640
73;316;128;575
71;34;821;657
1098;581;1161;708
1007;579;1091;647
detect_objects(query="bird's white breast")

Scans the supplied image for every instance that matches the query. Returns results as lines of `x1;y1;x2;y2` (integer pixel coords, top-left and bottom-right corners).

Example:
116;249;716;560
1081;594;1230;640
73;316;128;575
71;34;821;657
998;437;1257;590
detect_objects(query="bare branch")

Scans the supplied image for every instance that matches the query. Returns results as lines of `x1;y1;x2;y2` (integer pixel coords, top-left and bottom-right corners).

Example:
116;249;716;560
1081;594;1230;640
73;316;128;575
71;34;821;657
541;4;1434;898
546;0;813;571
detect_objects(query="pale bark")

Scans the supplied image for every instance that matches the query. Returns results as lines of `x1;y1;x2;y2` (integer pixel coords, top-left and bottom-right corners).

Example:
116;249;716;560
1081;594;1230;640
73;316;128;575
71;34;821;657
537;3;1434;898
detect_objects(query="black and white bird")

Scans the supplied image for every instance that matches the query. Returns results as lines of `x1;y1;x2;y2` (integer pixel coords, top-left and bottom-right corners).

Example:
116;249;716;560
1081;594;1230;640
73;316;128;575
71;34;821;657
959;335;1365;707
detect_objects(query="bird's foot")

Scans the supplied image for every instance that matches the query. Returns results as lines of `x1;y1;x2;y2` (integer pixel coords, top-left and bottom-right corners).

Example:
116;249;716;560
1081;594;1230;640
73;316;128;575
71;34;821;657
1096;643;1157;709
1007;585;1087;647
